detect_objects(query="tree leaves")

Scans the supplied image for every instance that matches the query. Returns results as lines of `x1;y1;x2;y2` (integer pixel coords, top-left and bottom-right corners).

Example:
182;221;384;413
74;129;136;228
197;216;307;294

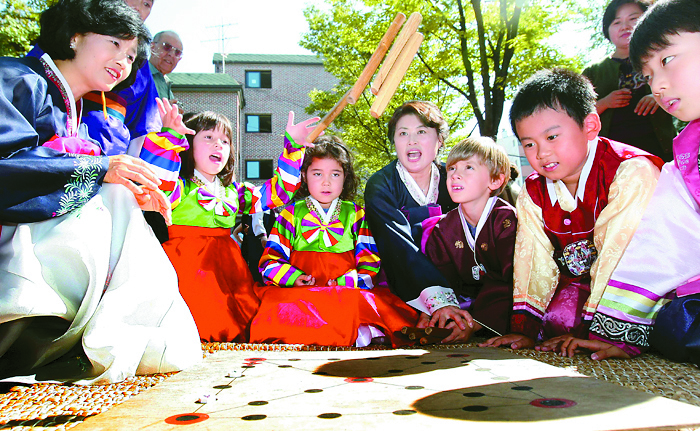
301;0;591;190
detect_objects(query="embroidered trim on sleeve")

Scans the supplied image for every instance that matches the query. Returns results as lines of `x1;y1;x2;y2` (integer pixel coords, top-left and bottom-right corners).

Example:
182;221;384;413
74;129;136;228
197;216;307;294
589;313;650;348
53;155;103;217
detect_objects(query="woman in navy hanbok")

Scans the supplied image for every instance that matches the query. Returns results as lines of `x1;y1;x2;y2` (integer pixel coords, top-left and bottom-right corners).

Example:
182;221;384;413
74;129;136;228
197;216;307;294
0;0;201;383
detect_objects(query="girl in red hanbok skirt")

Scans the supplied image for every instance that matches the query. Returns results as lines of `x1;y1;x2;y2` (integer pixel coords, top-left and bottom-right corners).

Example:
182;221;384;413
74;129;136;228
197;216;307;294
140;110;319;342
250;135;419;346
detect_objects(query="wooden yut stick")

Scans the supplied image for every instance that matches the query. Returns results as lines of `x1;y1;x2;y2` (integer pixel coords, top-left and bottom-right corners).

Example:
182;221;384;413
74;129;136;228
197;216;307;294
345;13;406;105
370;31;424;119
305;90;351;143
370;12;422;95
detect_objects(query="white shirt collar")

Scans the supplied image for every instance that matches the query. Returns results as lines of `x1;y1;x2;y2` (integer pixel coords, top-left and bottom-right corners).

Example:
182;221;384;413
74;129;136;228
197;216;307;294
546;138;598;210
458;196;498;251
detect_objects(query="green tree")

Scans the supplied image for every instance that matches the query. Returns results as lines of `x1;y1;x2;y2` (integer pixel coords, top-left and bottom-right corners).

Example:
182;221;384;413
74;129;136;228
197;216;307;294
0;0;52;57
301;0;592;182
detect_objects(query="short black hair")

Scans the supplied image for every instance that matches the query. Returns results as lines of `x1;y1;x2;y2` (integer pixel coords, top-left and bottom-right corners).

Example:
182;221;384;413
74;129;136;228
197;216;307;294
629;0;700;71
509;68;597;138
36;0;150;77
387;100;449;146
602;0;649;40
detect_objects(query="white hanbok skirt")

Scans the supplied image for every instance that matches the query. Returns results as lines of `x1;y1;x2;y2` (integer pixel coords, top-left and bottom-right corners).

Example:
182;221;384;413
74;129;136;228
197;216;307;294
0;184;201;384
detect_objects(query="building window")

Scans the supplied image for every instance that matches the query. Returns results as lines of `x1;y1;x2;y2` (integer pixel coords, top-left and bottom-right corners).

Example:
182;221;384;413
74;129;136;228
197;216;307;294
246;114;272;133
245;71;272;88
246;160;274;180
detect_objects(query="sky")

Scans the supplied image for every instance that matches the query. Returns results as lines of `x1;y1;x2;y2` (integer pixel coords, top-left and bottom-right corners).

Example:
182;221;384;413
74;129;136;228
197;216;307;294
146;0;324;73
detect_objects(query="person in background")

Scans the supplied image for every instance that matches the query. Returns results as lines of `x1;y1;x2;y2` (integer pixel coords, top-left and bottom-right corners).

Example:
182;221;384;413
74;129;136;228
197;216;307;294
582;0;676;161
149;30;183;105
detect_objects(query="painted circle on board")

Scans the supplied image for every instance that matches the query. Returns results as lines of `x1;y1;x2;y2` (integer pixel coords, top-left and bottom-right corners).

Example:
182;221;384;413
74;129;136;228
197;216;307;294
164;413;209;425
318;413;342;419
393;410;417;415
463;392;486;398
447;354;470;358
511;386;533;391
462;405;489;412
245;358;267;362
344;377;374;383
530;398;577;408
242;415;267;421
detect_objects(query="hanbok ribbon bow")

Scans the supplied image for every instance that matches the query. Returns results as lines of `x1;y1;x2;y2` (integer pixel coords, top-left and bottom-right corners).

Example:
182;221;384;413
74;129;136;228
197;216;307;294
300;212;344;248
197;188;238;217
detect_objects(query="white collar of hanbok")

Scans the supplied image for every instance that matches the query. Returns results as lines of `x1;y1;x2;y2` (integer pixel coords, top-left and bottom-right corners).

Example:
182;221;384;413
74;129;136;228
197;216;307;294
194;169;224;197
396;161;440;207
40;53;80;138
546;138;598;212
306;196;340;225
458;196;498;251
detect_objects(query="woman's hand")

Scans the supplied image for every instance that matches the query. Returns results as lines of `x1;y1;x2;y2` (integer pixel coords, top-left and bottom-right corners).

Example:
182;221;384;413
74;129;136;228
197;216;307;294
598;88;632;113
157;98;195;136
105;154;162;196
137;188;172;226
285;111;320;148
293;274;316;286
634;94;660;116
479;333;535;350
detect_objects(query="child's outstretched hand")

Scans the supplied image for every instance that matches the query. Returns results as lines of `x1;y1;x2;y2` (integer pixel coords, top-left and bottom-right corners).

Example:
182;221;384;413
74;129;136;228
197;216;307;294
293;274;316;286
416;307;476;344
545;337;630;360
536;333;575;354
479;333;535;350
157;98;195;136
285;111;320;147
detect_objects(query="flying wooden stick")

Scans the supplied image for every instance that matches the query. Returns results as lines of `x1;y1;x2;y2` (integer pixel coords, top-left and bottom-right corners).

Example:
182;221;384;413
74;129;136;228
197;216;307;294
370;31;423;119
370;12;422;95
305;12;423;143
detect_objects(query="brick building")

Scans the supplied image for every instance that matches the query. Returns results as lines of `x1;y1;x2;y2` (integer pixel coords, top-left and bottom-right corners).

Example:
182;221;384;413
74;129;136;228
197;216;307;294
170;53;336;184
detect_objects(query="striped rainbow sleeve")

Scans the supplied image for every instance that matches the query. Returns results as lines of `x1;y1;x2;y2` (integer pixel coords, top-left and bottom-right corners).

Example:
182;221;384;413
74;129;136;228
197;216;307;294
336;205;380;290
260;205;304;286
139;128;189;192
240;132;305;214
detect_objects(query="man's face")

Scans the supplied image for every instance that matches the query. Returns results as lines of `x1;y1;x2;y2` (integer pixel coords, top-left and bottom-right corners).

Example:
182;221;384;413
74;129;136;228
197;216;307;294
150;33;183;75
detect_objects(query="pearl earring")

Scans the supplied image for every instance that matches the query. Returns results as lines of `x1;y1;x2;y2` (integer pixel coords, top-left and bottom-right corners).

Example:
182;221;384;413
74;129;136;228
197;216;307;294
70;41;76;49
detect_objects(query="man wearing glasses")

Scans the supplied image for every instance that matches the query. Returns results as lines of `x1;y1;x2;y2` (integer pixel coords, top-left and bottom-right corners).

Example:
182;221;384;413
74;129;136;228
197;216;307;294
149;31;184;104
